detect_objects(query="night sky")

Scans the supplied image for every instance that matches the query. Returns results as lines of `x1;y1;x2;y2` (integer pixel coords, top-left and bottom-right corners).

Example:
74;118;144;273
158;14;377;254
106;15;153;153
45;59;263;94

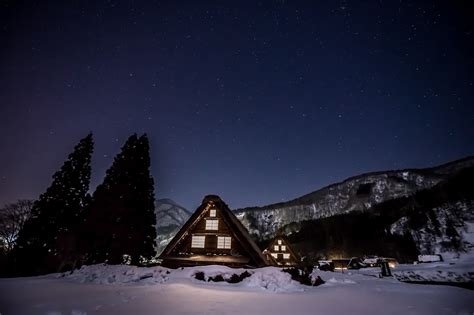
1;1;473;210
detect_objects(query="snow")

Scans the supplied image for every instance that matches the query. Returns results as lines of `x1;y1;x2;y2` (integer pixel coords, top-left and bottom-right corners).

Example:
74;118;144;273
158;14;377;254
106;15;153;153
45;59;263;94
418;254;442;262
1;263;474;315
62;264;302;292
392;253;474;284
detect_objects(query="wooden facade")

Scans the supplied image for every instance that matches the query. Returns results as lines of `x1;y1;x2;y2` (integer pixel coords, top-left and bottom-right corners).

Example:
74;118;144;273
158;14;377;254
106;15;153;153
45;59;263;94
159;195;268;268
263;235;300;267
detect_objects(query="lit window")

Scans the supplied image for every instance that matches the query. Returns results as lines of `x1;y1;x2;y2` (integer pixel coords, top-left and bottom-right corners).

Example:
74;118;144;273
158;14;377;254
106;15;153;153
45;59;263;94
209;209;216;217
283;253;290;259
277;240;282;245
274;245;279;251
191;235;205;248
281;245;286;251
271;253;278;258
217;236;231;249
205;219;219;230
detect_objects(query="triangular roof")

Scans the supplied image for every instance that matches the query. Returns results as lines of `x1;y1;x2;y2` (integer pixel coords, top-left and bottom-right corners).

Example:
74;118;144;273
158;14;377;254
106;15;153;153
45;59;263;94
159;195;268;268
263;234;300;266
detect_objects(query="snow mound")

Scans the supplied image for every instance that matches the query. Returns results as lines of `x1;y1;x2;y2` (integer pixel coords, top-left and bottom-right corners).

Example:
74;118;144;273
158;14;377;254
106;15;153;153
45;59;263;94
310;270;358;286
169;264;246;281
243;267;304;292
64;264;169;285
326;277;357;284
61;264;306;292
174;265;304;292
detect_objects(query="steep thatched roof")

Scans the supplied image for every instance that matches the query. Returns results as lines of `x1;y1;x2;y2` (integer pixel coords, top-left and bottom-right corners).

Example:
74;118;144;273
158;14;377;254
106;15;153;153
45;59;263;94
159;195;268;268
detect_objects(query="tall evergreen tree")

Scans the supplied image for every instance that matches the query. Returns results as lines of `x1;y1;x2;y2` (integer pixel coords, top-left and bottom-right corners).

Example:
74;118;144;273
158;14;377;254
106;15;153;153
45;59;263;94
11;134;93;275
83;134;156;265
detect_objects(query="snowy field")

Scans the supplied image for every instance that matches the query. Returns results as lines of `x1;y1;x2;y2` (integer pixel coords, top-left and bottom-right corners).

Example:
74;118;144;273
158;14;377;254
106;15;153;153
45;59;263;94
1;263;473;315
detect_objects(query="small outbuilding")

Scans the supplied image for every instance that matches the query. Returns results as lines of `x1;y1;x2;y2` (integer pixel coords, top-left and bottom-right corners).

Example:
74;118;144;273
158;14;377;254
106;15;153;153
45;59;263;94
263;235;300;267
159;195;268;268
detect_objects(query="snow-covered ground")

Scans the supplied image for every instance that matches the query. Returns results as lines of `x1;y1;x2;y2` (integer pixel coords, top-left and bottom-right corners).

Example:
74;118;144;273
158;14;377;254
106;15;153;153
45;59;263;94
392;256;474;285
1;263;473;315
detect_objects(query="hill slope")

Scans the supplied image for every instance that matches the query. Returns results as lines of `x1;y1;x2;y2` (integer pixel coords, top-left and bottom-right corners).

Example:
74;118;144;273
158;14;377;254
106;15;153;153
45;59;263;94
235;156;474;240
282;167;474;262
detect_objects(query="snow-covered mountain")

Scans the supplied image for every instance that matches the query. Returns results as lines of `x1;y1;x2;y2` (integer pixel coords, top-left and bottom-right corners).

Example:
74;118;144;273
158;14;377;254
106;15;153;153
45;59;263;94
154;199;191;255
234;156;474;240
390;200;474;257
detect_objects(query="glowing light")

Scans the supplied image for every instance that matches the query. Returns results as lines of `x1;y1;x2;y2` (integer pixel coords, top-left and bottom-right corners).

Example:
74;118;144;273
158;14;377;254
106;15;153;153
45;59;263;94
191;235;205;248
205;219;218;230
217;236;231;249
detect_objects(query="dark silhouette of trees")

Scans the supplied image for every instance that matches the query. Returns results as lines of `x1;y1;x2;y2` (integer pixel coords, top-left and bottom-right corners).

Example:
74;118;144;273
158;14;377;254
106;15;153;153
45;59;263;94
10;134;93;275
0;200;33;252
82;134;156;265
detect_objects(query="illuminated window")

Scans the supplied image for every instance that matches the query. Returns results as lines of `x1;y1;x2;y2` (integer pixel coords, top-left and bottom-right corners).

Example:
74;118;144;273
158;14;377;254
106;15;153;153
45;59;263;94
217;236;231;249
281;245;286;251
274;245;279;251
209;209;216;217
271;253;278;258
191;235;205;248
277;240;282;245
205;219;219;230
283;253;290;259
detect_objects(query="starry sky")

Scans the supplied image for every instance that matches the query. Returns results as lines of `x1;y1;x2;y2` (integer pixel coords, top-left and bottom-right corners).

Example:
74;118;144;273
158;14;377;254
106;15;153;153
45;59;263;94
1;1;473;210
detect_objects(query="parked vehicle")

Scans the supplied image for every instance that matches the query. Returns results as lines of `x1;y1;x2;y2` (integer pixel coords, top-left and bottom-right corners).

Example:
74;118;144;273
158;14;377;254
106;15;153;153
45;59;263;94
417;254;443;263
332;257;366;270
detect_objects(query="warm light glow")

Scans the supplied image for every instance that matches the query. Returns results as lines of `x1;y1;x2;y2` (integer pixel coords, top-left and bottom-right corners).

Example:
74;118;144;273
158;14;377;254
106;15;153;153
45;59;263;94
209;209;216;217
205;219;219;230
274;245;279;251
281;245;286;251
191;235;205;248
271;253;278;258
217;236;231;249
277;240;282;245
283;253;290;259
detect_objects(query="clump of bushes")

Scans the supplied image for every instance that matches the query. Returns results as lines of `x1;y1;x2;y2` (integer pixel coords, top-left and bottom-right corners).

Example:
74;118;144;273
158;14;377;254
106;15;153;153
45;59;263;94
227;271;252;283
194;271;205;281
282;267;325;286
193;270;252;283
208;274;225;282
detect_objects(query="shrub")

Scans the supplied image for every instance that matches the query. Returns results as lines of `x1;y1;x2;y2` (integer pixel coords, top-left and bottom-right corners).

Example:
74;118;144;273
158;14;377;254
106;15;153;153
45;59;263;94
227;271;252;283
208;274;225;282
193;270;253;283
283;267;324;286
194;271;205;281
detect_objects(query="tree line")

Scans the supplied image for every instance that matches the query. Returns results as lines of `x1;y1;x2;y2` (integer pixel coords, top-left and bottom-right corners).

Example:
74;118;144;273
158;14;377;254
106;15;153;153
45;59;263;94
0;133;157;276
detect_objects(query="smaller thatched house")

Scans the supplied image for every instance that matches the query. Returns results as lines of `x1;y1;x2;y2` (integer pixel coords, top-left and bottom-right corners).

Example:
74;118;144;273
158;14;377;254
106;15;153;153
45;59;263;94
263;235;300;267
159;195;268;268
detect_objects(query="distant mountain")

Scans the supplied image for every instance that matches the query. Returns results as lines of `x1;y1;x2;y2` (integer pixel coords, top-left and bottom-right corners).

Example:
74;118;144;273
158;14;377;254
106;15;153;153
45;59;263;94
235;156;474;241
154;198;191;255
282;167;474;262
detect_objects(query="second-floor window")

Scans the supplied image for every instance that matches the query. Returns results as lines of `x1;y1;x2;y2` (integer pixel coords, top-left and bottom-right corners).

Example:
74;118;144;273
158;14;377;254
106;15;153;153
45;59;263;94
205;219;219;230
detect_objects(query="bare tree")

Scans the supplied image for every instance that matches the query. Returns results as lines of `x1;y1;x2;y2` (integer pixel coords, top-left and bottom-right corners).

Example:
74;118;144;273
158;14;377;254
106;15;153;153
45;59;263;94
0;200;33;252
